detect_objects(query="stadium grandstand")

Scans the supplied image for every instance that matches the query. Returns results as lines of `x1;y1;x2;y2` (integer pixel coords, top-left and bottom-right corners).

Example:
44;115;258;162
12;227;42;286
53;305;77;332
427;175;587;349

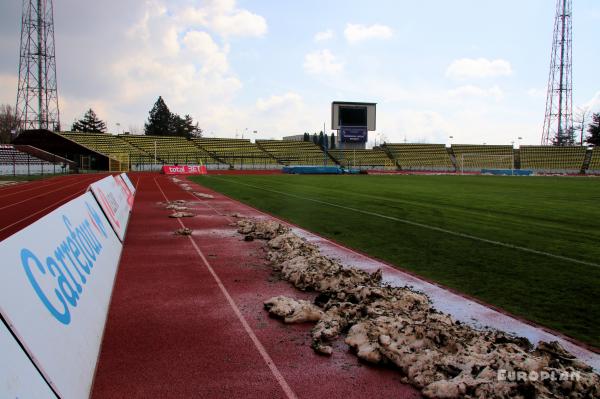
383;143;454;171
60;132;152;170
5;129;600;176
0;144;73;175
328;148;395;169
118;135;223;168
256;140;331;165
586;147;600;174
451;144;514;172
519;145;587;173
192;138;280;169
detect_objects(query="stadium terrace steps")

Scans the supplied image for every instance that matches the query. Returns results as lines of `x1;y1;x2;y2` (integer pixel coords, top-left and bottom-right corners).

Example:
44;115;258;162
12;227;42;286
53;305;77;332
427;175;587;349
587;147;600;174
520;145;587;173
384;144;455;171
118;135;221;165
0;145;55;166
256;140;330;166
51;132;596;174
192;137;280;168
60;132;148;159
451;144;515;171
328;148;395;169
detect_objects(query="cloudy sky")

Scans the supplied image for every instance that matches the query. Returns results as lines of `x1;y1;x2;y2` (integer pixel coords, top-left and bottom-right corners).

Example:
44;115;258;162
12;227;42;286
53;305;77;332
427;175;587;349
0;0;599;145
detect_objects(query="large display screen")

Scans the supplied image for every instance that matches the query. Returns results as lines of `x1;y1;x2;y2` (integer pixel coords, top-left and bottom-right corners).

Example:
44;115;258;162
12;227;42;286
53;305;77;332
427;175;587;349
340;126;368;143
339;106;367;127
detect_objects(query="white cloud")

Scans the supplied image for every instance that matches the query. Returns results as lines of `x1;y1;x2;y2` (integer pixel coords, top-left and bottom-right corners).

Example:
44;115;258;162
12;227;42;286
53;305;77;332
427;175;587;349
256;92;303;112
109;1;248;131
182;30;230;74
344;23;393;43
175;1;267;38
304;49;344;75
446;58;513;80
448;85;504;101
211;9;267;37
314;29;334;42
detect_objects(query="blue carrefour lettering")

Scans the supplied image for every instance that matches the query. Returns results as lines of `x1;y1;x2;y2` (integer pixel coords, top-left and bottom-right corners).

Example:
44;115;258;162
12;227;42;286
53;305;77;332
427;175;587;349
21;249;71;325
21;207;109;324
86;202;108;238
63;216;92;273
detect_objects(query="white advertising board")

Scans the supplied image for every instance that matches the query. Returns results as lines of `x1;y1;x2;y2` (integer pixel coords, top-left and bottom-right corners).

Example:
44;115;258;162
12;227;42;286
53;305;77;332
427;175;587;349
119;173;136;195
1;320;57;398
89;175;132;242
0;191;123;398
115;174;135;208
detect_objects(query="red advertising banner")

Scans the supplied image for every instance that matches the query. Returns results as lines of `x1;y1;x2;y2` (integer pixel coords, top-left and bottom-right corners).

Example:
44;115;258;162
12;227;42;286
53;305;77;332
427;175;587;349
161;165;207;175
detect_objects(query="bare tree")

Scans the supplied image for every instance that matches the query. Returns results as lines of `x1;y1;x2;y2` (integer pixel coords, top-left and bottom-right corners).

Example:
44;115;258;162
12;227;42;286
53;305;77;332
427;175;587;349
574;106;591;146
0;104;19;144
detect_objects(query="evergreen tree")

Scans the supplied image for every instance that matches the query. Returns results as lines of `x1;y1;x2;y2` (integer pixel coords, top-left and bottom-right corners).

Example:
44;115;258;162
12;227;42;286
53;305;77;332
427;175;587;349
586;113;600;146
318;131;324;148
552;127;576;146
312;133;318;145
145;96;172;135
71;108;107;133
184;114;203;138
303;132;309;142
330;133;336;149
145;97;202;138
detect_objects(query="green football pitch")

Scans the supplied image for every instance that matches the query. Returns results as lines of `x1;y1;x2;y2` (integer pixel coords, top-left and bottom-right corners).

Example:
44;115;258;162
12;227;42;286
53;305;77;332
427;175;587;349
190;174;600;348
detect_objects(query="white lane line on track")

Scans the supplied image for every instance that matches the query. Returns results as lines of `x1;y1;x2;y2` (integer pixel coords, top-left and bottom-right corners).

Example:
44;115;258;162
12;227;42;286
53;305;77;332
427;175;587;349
0;176;100;235
153;177;298;399
0;173;99;198
208;176;600;269
0;176;98;210
0;189;85;234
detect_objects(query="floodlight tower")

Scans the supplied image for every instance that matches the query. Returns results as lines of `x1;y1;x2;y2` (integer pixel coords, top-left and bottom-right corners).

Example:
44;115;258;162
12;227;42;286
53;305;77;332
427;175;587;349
541;0;573;145
16;0;60;132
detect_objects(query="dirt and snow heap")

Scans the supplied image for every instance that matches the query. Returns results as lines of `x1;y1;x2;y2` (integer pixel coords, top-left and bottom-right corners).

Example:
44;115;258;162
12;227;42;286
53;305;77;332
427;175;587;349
169;211;194;218
162;200;195;218
238;218;600;399
194;192;214;199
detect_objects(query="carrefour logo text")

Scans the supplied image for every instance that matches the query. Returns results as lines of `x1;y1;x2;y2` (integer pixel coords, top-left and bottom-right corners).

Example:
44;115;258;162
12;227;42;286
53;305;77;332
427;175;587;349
20;203;109;325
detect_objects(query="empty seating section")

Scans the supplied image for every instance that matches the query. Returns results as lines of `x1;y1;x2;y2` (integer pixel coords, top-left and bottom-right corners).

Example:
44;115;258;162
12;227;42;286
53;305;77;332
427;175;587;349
385;144;454;171
587;148;600;172
0;145;58;175
119;135;217;164
61;132;148;159
193;138;279;167
256;140;328;165
451;145;514;171
0;145;51;164
37;132;600;173
328;149;394;169
520;146;586;172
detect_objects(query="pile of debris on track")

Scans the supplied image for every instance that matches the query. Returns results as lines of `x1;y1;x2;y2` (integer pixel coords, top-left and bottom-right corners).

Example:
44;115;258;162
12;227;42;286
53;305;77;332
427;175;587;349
238;218;600;399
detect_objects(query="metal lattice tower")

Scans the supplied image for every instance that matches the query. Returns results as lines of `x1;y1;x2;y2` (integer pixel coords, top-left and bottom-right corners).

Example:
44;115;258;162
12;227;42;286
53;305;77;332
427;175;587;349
541;0;573;145
16;0;60;132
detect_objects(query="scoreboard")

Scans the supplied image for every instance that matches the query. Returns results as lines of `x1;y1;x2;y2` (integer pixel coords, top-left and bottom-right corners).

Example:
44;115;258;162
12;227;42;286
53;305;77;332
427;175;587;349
331;102;376;144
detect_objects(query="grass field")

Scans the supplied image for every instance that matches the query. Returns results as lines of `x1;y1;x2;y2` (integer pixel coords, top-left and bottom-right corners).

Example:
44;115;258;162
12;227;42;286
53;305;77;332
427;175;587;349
190;174;600;348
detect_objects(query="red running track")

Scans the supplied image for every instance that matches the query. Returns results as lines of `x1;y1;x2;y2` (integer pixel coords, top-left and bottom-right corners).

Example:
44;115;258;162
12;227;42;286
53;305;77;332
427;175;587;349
0;173;115;241
91;173;420;398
